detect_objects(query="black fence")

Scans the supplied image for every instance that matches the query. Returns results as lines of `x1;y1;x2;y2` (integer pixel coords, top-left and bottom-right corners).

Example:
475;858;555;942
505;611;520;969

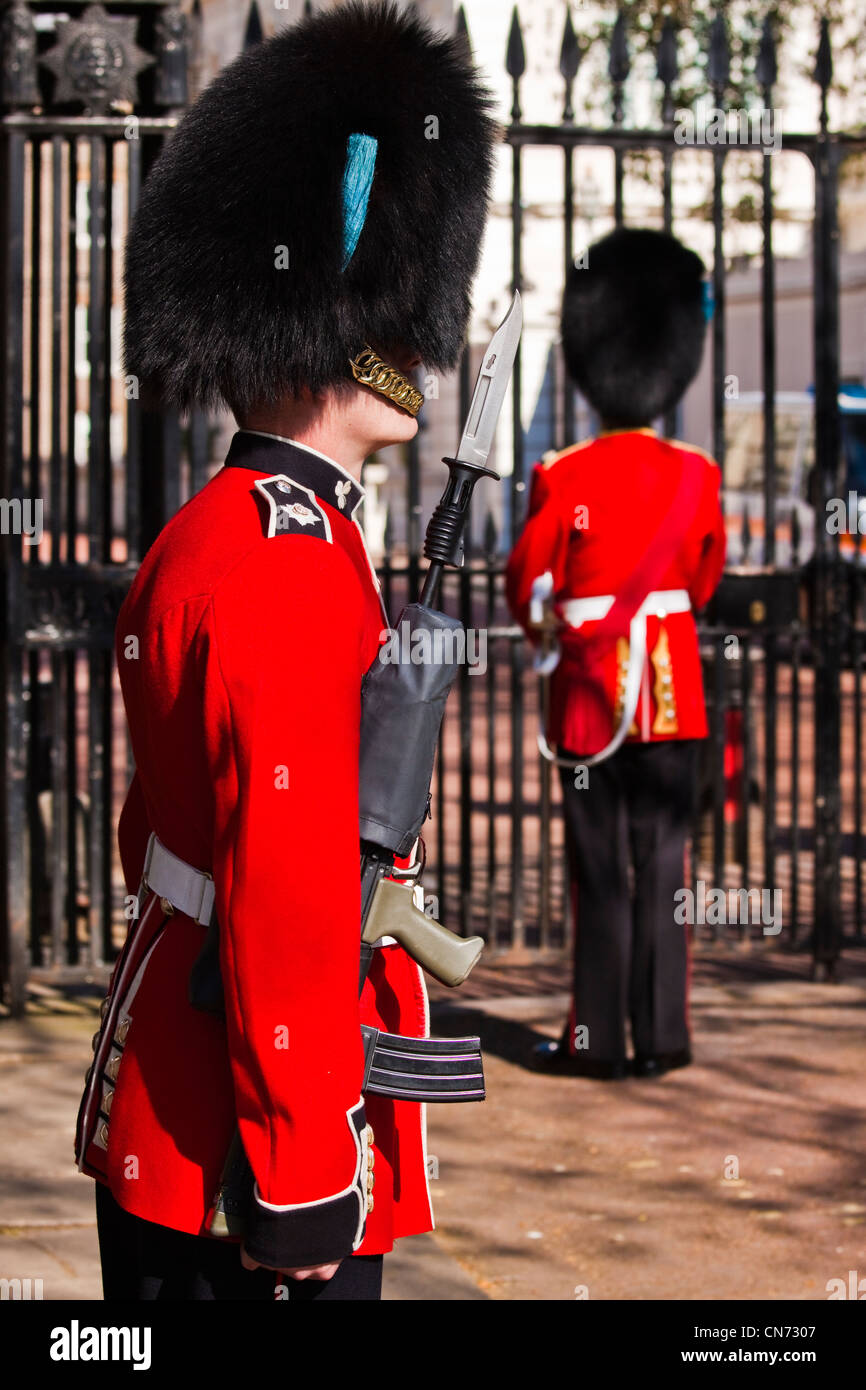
392;6;866;976
2;2;864;1015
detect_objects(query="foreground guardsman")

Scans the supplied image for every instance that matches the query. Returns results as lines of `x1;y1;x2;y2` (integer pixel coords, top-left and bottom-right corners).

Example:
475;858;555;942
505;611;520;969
506;228;726;1081
75;1;495;1300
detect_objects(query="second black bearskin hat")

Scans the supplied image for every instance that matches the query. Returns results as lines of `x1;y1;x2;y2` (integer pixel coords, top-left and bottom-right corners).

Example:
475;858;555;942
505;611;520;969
123;1;497;416
560;228;707;429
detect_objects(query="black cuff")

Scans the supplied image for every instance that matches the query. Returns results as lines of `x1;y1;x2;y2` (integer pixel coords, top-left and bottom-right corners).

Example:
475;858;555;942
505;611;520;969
243;1102;368;1269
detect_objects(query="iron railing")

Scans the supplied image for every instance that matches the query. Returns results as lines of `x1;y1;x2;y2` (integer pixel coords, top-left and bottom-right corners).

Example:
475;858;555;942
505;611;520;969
2;2;865;1016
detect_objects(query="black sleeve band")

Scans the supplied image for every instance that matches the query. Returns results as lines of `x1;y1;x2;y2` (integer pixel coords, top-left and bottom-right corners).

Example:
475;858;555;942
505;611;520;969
242;1102;367;1270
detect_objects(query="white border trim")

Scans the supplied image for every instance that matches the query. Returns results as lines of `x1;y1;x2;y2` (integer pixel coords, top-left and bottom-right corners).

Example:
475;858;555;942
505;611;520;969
254;474;333;543
241;431;365;513
76;892;162;1170
416;965;435;1230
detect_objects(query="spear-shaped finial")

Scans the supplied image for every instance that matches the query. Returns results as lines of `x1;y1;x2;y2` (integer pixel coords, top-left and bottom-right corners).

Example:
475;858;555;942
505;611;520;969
455;5;473;62
756;13;777;91
609;11;630;124
560;6;581;123
609;10;630;84
814;14;833;88
657;16;678;88
814;16;833;130
244;1;263;51
707;10;730;94
656;16;678;124
506;6;526;123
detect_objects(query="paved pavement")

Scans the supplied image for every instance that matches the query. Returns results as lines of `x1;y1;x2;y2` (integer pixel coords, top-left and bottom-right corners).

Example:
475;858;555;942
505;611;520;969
0;990;483;1301
1;948;865;1301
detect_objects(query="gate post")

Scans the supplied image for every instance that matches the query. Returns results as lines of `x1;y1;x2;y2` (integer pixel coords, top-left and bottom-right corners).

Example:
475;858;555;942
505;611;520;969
0;1;189;1012
811;20;843;978
0;5;35;1015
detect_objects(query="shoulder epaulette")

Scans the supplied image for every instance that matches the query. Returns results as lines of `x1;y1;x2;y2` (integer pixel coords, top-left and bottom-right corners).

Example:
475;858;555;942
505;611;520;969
254;474;333;542
665;437;719;467
540;437;597;471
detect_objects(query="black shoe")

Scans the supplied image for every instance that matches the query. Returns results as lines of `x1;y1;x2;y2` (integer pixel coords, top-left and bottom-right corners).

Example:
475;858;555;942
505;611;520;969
632;1048;692;1078
531;1040;629;1080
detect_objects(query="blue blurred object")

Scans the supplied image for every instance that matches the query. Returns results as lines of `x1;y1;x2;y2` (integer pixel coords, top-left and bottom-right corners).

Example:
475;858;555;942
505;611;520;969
701;279;715;323
839;384;866;493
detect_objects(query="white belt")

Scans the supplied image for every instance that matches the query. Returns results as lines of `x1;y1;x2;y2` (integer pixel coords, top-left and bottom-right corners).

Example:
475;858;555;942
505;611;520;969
141;832;216;926
562;588;690;629
538;588;691;768
138;830;399;946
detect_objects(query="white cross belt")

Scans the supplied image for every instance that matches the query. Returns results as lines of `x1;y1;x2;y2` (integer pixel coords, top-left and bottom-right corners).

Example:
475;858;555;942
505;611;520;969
539;587;691;768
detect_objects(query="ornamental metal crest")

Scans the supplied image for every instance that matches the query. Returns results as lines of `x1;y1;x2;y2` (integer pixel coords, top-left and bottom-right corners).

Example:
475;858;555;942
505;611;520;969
39;3;153;114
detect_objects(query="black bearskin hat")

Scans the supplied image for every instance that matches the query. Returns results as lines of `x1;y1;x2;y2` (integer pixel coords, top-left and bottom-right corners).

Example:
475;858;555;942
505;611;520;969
123;1;496;416
560;228;706;428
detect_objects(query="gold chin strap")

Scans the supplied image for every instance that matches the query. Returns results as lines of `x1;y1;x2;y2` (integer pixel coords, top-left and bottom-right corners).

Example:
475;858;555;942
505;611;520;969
349;345;424;417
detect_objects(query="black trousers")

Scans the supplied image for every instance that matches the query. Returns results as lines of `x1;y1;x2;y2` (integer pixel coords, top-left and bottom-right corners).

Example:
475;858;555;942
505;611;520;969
95;1182;383;1301
558;739;699;1063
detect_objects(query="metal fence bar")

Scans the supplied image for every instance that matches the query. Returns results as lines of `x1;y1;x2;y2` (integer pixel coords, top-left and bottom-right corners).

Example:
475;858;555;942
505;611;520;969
126;134;142;565
507;19;526;950
811;24;843;974
790;630;802;943
854;568;864;940
2;123;30;1010
485;559;497;941
86;135;108;968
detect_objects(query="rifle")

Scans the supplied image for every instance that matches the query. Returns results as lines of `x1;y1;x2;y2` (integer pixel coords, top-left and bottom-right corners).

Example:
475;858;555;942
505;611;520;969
207;292;523;1237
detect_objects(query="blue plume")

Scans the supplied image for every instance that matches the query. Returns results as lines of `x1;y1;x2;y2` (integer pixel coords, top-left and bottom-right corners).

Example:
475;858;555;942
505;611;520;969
702;279;715;323
341;133;378;272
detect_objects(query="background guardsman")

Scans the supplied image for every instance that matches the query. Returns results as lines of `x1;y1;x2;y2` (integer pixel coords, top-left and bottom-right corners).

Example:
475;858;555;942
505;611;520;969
74;1;495;1301
506;228;726;1082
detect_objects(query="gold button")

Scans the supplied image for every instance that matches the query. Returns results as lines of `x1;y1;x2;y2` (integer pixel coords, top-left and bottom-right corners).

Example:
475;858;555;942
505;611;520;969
91;1031;101;1053
103;1090;113;1115
100;997;110;1021
99;1122;109;1146
364;1125;374;1146
105;1054;121;1082
366;1194;374;1214
159;897;175;916
115;1018;130;1045
84;1065;93;1085
749;599;766;624
366;1170;375;1192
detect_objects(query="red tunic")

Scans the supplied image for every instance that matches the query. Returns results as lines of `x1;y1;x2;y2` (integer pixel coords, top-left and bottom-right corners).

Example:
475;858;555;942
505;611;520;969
75;430;433;1266
505;430;726;758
